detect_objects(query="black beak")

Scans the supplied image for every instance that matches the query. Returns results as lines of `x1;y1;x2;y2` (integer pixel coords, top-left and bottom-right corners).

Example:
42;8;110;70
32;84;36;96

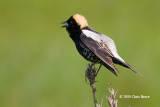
61;21;68;28
61;21;67;24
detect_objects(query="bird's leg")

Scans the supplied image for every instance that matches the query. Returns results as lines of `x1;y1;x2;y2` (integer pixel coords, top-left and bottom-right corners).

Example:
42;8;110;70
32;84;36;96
96;63;102;76
90;61;97;68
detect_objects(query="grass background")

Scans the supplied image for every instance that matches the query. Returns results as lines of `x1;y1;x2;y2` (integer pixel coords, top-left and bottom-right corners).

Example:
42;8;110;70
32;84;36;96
0;0;160;107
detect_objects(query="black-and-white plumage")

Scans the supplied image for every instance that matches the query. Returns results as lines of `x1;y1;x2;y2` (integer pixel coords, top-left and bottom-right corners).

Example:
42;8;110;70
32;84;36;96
62;14;140;76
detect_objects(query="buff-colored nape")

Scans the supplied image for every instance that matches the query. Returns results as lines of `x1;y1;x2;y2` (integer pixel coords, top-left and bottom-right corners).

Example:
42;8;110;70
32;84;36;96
73;14;88;29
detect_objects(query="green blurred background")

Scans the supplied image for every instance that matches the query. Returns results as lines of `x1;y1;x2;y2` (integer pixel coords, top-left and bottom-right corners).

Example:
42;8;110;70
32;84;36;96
0;0;160;107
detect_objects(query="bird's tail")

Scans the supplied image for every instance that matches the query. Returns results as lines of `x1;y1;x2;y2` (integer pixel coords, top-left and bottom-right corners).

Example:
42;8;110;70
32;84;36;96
103;63;118;76
112;57;142;76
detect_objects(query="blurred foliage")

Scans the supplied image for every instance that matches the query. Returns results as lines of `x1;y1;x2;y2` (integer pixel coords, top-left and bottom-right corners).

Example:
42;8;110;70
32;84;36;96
0;0;160;107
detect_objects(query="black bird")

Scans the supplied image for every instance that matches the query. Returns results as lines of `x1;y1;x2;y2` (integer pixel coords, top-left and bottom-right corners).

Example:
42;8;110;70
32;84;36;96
62;14;140;76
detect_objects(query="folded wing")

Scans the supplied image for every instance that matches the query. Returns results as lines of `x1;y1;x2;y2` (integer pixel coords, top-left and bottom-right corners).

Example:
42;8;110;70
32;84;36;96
81;30;119;75
81;29;141;75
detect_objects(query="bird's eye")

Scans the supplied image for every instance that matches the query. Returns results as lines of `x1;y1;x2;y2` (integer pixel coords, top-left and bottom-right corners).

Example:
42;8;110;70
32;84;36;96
70;20;73;23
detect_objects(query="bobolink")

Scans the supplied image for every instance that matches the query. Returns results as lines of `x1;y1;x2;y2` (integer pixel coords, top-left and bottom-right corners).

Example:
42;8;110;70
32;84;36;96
62;14;140;76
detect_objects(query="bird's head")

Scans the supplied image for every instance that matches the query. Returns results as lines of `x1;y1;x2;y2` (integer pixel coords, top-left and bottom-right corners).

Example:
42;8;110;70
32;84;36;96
62;14;88;33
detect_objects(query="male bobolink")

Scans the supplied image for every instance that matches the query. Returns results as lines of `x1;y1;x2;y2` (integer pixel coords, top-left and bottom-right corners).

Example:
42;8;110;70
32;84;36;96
62;14;140;76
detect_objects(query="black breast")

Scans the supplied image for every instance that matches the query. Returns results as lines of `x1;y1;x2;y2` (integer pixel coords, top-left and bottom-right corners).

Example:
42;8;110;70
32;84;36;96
74;38;100;62
67;23;100;63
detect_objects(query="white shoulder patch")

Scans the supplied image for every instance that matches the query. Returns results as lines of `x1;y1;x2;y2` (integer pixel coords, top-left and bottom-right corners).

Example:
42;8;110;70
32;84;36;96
82;30;101;42
82;29;125;62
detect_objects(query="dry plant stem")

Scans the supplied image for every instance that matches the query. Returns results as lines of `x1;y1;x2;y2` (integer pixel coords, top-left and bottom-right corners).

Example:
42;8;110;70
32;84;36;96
107;88;118;107
86;63;99;107
91;84;97;107
86;63;119;107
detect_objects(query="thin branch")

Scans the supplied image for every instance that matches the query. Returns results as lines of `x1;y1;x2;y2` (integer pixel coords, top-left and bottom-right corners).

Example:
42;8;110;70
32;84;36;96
85;63;118;107
85;63;98;107
91;84;97;107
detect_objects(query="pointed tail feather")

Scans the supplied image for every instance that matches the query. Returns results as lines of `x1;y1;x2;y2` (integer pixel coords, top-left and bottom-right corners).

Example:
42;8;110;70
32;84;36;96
124;63;142;76
112;57;142;76
103;63;118;76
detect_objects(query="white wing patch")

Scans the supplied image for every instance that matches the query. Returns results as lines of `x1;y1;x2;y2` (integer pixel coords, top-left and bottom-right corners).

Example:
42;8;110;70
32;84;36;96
82;30;125;62
82;30;101;42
